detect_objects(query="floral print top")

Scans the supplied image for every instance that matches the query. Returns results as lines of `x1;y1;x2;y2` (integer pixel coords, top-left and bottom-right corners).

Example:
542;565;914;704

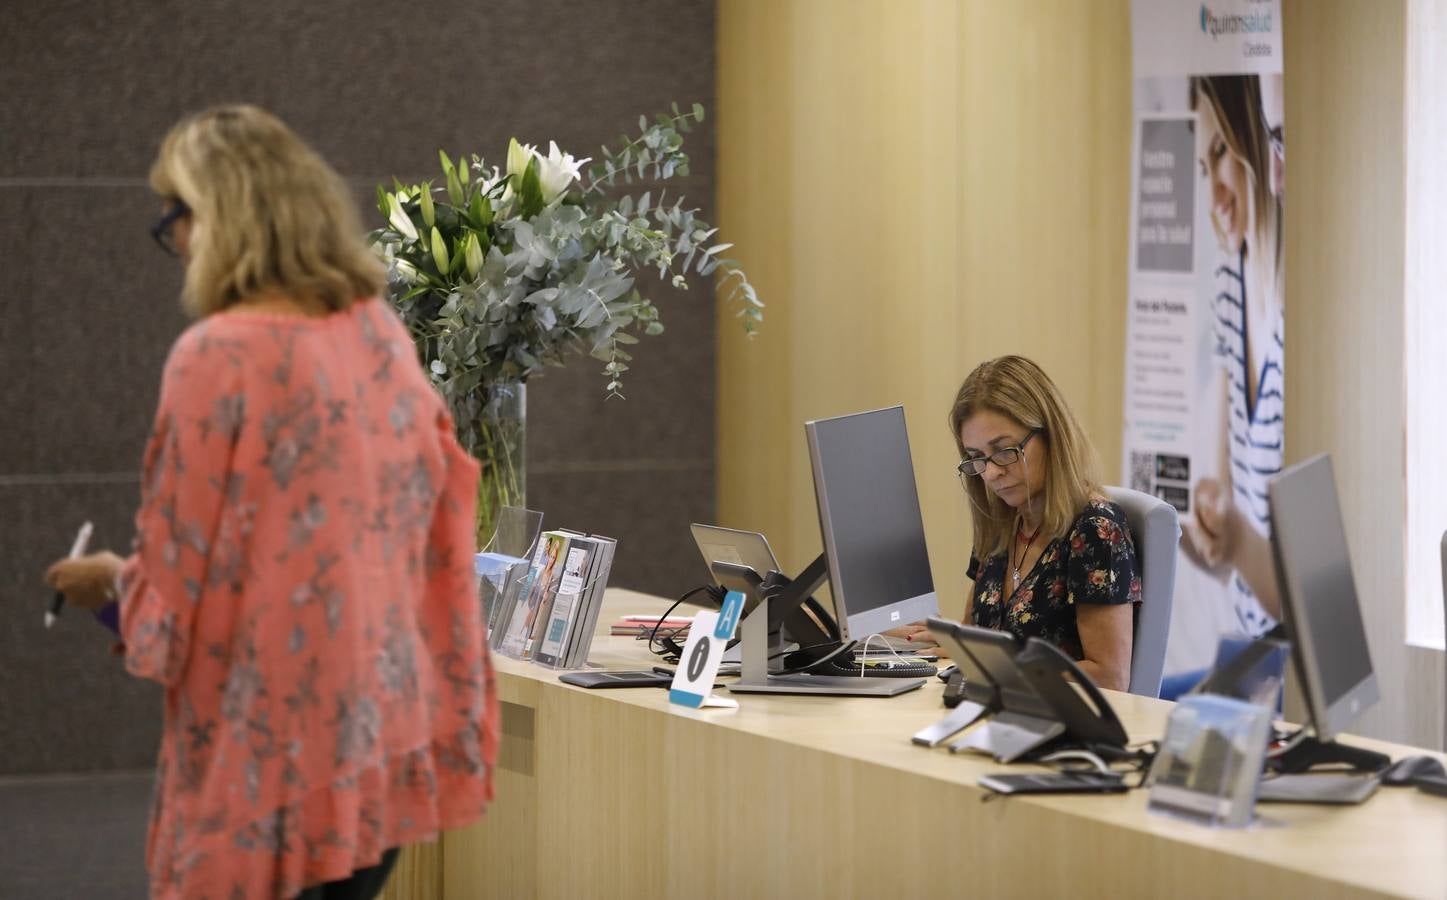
968;499;1141;660
117;299;499;899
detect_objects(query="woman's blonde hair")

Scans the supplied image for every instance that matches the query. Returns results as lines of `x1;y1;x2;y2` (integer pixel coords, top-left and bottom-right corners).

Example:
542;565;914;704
948;356;1102;559
149;105;385;316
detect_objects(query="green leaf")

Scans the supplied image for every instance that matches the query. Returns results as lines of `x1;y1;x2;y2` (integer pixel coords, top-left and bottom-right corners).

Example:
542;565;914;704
518;157;544;218
692;102;705;122
375;184;388;216
469;192;492;229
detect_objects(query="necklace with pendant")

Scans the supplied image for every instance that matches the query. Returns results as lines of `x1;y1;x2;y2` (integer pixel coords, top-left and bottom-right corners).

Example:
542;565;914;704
1011;518;1043;590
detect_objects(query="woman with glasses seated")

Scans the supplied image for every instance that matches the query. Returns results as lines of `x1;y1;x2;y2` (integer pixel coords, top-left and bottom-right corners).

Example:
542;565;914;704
43;106;498;900
907;355;1139;691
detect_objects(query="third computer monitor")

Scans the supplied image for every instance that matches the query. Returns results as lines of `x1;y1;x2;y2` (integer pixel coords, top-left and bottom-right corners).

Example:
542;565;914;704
805;405;939;641
1267;452;1379;741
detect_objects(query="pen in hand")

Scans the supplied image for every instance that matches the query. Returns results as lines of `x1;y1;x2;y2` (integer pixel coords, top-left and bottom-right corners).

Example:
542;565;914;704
45;521;94;628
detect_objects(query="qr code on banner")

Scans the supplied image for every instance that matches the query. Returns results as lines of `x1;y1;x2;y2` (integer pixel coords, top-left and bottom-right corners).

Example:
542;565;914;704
1130;452;1154;493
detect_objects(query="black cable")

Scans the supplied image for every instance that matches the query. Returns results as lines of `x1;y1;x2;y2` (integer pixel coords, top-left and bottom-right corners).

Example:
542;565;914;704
772;640;858;675
766;639;849;662
646;585;723;659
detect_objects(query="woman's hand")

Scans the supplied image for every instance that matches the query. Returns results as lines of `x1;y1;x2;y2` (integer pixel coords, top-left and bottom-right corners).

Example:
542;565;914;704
44;551;124;611
1183;477;1237;568
883;622;948;658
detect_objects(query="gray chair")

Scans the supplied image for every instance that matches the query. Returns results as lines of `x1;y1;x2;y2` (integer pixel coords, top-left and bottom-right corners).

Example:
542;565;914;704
1105;486;1180;698
1440;530;1447;747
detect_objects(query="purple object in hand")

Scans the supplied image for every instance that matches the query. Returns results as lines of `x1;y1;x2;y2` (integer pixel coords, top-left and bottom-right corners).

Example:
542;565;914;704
94;600;120;635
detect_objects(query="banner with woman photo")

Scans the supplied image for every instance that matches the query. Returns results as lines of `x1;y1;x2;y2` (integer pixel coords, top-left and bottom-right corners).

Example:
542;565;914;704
1122;0;1285;687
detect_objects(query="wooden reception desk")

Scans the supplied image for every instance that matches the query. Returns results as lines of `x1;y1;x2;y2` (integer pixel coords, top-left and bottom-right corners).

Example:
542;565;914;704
399;589;1447;899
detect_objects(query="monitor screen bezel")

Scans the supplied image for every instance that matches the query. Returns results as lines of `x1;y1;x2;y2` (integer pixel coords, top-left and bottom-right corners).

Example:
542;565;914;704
804;405;939;641
1267;453;1380;741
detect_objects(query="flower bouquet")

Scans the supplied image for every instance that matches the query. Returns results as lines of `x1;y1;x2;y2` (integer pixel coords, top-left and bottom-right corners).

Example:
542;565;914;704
371;103;759;544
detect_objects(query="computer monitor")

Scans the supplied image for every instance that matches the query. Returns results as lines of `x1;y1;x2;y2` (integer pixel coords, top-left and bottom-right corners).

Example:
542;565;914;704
805;405;939;640
1267;453;1380;742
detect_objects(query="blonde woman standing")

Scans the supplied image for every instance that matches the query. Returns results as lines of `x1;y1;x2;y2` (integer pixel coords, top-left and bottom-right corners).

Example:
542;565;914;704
909;356;1140;691
44;106;498;899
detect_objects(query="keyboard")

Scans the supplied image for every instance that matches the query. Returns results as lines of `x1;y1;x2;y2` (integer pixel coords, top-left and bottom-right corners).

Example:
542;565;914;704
1256;773;1380;805
817;656;938;679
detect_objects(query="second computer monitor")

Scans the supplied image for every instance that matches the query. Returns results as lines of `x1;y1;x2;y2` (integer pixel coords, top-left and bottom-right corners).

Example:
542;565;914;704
805;405;939;640
1267;453;1379;741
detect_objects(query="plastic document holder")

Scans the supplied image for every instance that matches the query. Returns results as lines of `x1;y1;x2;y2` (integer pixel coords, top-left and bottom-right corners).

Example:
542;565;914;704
1147;694;1272;828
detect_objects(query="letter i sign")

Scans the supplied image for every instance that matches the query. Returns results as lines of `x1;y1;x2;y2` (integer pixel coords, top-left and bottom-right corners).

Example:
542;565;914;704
668;590;745;709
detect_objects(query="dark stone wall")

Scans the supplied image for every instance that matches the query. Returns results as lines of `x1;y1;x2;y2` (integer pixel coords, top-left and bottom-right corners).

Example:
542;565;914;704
0;0;716;775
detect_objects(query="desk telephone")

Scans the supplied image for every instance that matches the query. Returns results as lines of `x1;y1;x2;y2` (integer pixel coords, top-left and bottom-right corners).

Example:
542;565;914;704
914;618;1128;761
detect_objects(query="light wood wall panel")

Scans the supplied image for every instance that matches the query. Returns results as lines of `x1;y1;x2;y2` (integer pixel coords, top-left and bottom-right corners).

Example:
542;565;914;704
1283;0;1444;748
717;0;1131;621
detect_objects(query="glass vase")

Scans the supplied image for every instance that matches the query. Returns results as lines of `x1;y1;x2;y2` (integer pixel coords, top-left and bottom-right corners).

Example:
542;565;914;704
470;381;526;550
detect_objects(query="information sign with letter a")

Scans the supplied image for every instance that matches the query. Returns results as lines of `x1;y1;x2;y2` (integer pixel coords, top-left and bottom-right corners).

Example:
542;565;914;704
668;590;745;709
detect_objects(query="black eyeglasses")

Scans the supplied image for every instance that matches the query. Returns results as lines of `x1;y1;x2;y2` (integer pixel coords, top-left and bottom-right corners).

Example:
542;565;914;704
150;199;190;257
957;429;1039;479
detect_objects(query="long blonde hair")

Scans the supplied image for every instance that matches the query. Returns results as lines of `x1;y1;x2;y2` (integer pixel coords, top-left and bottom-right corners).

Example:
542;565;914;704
149;105;384;316
948;356;1102;559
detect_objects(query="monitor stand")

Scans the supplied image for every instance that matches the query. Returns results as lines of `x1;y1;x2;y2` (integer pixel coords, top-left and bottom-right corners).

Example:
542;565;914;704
1255;732;1391;805
1270;734;1391;774
724;556;926;698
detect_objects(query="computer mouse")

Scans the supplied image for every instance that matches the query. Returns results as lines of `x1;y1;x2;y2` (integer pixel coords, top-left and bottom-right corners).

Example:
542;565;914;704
936;664;958;683
1380;755;1447;786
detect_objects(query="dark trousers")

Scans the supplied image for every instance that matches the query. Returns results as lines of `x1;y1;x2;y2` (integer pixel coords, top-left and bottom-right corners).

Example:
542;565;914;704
294;847;401;900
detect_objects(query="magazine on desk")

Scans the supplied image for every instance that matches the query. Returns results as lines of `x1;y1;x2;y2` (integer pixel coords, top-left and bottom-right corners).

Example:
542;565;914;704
498;531;568;658
564;535;615;669
533;538;600;668
490;529;617;668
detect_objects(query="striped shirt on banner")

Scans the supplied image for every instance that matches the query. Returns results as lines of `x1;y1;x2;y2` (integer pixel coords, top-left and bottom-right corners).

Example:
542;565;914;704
1212;249;1283;636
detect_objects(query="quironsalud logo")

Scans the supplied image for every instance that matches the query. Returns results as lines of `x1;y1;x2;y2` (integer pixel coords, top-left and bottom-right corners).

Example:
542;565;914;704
1199;3;1273;40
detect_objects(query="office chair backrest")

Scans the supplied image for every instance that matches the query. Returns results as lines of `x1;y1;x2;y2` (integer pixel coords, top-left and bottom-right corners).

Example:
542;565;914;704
1440;530;1447;747
1104;486;1180;698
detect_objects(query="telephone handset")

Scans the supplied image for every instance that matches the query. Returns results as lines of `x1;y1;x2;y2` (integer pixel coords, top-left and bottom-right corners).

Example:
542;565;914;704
1014;638;1129;750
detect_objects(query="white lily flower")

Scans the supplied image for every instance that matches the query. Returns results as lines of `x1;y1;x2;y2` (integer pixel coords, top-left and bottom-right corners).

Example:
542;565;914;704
395;259;420;284
387;194;418;242
533;141;591;206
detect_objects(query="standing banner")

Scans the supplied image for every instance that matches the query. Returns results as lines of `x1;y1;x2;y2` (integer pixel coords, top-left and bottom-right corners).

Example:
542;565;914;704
1124;1;1285;682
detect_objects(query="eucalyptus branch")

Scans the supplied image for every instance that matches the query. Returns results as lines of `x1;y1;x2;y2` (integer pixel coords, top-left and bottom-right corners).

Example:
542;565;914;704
582;108;701;198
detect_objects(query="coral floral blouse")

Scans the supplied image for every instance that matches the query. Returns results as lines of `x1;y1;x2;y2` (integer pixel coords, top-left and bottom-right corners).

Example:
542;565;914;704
117;299;499;899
